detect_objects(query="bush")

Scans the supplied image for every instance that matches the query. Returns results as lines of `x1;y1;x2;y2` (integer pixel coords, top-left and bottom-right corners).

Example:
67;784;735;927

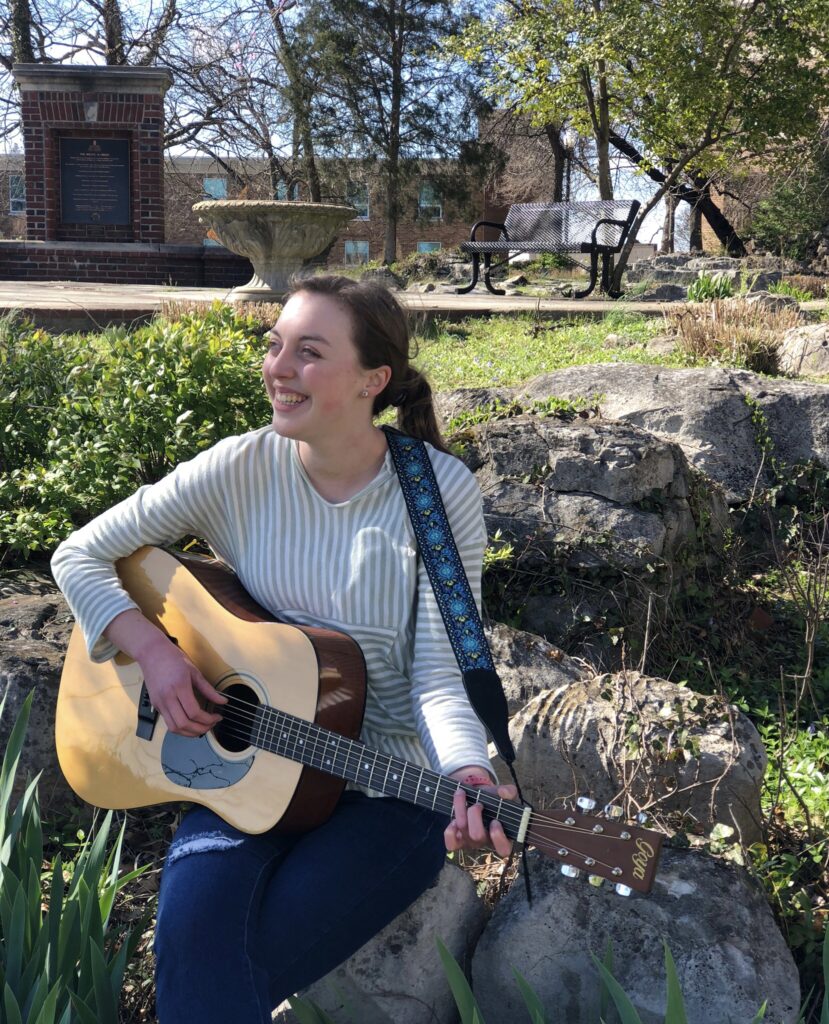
769;280;815;302
749;146;829;261
0;304;271;561
0;692;147;1022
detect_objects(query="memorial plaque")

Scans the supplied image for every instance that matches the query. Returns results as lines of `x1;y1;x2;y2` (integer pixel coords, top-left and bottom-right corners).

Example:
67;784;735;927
60;138;130;225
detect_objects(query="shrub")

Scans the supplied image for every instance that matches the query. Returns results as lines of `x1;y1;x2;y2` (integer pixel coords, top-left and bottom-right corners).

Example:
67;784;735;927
0;692;147;1022
667;297;801;374
0;304;271;561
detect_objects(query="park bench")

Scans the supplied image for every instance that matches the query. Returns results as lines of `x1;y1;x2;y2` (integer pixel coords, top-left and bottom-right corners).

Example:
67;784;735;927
457;199;641;298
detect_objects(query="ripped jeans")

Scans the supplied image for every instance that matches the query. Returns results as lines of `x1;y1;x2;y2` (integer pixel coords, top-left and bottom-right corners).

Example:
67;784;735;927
154;792;448;1024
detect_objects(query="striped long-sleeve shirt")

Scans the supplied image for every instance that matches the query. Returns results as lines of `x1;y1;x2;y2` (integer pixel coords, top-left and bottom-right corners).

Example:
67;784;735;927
50;426;493;781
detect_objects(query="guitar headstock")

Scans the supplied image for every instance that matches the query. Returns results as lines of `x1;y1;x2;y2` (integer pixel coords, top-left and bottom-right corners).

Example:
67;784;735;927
526;798;662;895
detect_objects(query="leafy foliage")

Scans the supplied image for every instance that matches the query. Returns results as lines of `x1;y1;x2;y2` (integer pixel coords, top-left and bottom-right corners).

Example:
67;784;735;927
686;272;734;303
0;692;148;1023
0;304;271;562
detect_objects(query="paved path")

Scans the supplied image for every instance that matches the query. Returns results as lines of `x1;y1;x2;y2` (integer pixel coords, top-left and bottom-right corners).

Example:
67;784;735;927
1;280;825;331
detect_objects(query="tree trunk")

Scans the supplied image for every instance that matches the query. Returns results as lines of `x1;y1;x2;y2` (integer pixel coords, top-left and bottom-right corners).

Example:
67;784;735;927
689;204;703;252
543;124;567;202
607;131;746;255
103;0;126;64
596;64;614;200
11;0;36;63
660;187;676;253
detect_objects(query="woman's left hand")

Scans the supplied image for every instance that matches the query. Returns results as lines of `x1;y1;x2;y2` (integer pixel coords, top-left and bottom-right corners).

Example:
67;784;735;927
444;766;517;857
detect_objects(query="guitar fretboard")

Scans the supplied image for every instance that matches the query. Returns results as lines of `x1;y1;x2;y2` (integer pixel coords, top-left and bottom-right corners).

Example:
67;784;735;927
245;702;522;837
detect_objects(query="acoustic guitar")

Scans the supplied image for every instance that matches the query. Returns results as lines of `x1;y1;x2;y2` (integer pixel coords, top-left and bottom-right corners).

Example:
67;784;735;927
56;546;662;895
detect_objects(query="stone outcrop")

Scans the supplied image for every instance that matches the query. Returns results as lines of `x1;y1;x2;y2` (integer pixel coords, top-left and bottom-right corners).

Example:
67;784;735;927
472;848;800;1024
272;864;488;1024
484;621;582;716
458;414;725;570
625;253;796;298
498;670;766;844
0;589;81;818
514;364;829;503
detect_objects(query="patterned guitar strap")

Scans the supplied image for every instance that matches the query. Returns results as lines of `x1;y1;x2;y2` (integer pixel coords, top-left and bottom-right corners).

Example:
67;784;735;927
383;426;532;901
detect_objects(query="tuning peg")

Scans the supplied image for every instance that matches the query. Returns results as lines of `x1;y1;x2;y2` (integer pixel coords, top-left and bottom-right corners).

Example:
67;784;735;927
560;863;581;879
576;796;597;812
614;883;633;897
603;803;624;820
636;811;649;825
588;875;604;888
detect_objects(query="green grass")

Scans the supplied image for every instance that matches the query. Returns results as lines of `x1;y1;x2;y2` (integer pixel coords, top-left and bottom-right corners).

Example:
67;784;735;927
412;312;674;390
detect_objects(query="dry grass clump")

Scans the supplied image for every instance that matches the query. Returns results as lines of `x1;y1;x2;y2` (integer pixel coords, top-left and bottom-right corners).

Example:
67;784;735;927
158;299;282;330
666;297;802;374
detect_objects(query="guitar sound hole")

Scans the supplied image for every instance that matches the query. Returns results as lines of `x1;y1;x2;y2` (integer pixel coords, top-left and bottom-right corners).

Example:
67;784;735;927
213;682;261;753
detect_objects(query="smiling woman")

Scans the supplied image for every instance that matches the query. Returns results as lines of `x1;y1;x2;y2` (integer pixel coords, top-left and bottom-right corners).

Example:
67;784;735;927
50;275;516;1024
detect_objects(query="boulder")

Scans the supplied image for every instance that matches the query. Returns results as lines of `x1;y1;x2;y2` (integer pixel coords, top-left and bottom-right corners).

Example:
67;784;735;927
500;670;766;843
472;848;800;1024
272;864;488;1024
0;590;82;819
739;291;802;314
635;283;688;302
779;322;829;376
515;364;829;503
484;621;582;716
461;415;723;570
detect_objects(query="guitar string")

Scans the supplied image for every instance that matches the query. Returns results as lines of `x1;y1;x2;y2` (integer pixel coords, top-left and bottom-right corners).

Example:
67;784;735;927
207;700;640;852
203;716;625;873
211;696;638;843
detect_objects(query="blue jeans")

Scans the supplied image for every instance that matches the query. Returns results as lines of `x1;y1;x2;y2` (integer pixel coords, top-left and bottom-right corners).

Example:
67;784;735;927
154;792;448;1023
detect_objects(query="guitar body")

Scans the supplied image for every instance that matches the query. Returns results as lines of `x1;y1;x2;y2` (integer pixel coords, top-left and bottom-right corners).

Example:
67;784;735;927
56;546;367;834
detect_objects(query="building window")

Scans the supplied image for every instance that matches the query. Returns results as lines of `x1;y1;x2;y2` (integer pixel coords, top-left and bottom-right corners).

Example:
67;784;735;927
418;241;441;254
276;180;300;200
9;174;25;214
418;182;442;221
346;181;369;220
344;240;370;265
203;176;227;200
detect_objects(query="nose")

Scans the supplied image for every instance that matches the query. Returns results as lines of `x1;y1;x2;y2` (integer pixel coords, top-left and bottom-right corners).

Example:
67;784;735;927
265;344;295;380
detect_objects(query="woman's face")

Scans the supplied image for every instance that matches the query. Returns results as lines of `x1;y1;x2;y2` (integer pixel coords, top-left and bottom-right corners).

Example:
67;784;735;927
262;290;389;445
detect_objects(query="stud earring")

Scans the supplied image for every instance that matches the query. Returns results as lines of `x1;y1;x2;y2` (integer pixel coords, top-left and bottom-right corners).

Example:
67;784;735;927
360;389;369;398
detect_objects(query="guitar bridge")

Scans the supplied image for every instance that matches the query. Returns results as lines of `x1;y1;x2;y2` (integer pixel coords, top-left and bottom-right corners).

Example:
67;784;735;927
136;682;158;740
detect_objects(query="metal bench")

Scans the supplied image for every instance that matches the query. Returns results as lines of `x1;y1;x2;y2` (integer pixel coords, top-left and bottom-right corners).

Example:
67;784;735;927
457;199;641;298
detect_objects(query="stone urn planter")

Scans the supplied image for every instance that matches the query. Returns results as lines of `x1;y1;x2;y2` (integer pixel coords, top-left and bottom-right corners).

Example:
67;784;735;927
191;200;355;301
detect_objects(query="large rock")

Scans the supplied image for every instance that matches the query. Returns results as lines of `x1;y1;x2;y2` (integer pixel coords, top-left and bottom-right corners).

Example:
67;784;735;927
484;621;582;716
498;671;766;843
779;322;829;376
461;415;723;570
0;590;81;818
472;848;800;1024
273;864;488;1024
515;364;829;503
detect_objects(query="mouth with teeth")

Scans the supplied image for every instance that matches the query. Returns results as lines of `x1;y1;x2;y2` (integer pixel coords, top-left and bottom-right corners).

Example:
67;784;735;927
274;392;308;406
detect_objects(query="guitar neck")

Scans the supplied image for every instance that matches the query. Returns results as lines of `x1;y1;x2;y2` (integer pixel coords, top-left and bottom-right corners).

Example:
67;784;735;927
247;701;522;837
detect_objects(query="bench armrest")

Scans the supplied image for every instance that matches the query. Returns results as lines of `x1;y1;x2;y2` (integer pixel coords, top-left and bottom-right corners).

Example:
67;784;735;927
469;219;510;244
589;216;637;251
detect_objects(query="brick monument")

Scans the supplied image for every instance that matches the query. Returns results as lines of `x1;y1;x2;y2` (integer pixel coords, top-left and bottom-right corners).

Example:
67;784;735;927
1;64;249;286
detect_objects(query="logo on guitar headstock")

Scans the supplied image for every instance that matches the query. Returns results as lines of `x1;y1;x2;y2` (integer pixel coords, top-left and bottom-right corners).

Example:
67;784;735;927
631;836;655;881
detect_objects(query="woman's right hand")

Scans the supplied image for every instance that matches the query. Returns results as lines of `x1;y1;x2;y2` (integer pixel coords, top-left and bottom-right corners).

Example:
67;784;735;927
104;609;227;736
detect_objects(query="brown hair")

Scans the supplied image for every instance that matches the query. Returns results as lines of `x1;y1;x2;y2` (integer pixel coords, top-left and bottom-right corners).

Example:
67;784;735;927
286;274;450;454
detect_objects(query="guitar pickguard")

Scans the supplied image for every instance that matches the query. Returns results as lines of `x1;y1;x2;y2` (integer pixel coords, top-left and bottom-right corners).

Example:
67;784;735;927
161;733;254;790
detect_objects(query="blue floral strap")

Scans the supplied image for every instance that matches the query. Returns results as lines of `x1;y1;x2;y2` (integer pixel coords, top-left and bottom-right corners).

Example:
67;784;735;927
382;426;516;766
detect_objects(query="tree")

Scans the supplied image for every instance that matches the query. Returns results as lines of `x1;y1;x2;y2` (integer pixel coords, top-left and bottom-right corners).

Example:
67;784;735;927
452;0;829;282
312;0;478;264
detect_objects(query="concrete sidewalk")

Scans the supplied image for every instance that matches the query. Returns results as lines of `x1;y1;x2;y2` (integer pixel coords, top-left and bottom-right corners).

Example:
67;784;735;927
0;279;673;332
1;280;825;333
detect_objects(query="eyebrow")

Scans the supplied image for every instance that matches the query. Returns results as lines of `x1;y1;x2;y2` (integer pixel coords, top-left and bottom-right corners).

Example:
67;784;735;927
266;328;332;346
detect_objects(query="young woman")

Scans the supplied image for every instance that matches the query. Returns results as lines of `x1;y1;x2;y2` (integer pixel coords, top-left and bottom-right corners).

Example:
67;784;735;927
51;275;515;1023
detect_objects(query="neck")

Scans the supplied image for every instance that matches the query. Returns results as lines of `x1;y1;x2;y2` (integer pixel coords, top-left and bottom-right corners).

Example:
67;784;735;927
297;428;388;500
